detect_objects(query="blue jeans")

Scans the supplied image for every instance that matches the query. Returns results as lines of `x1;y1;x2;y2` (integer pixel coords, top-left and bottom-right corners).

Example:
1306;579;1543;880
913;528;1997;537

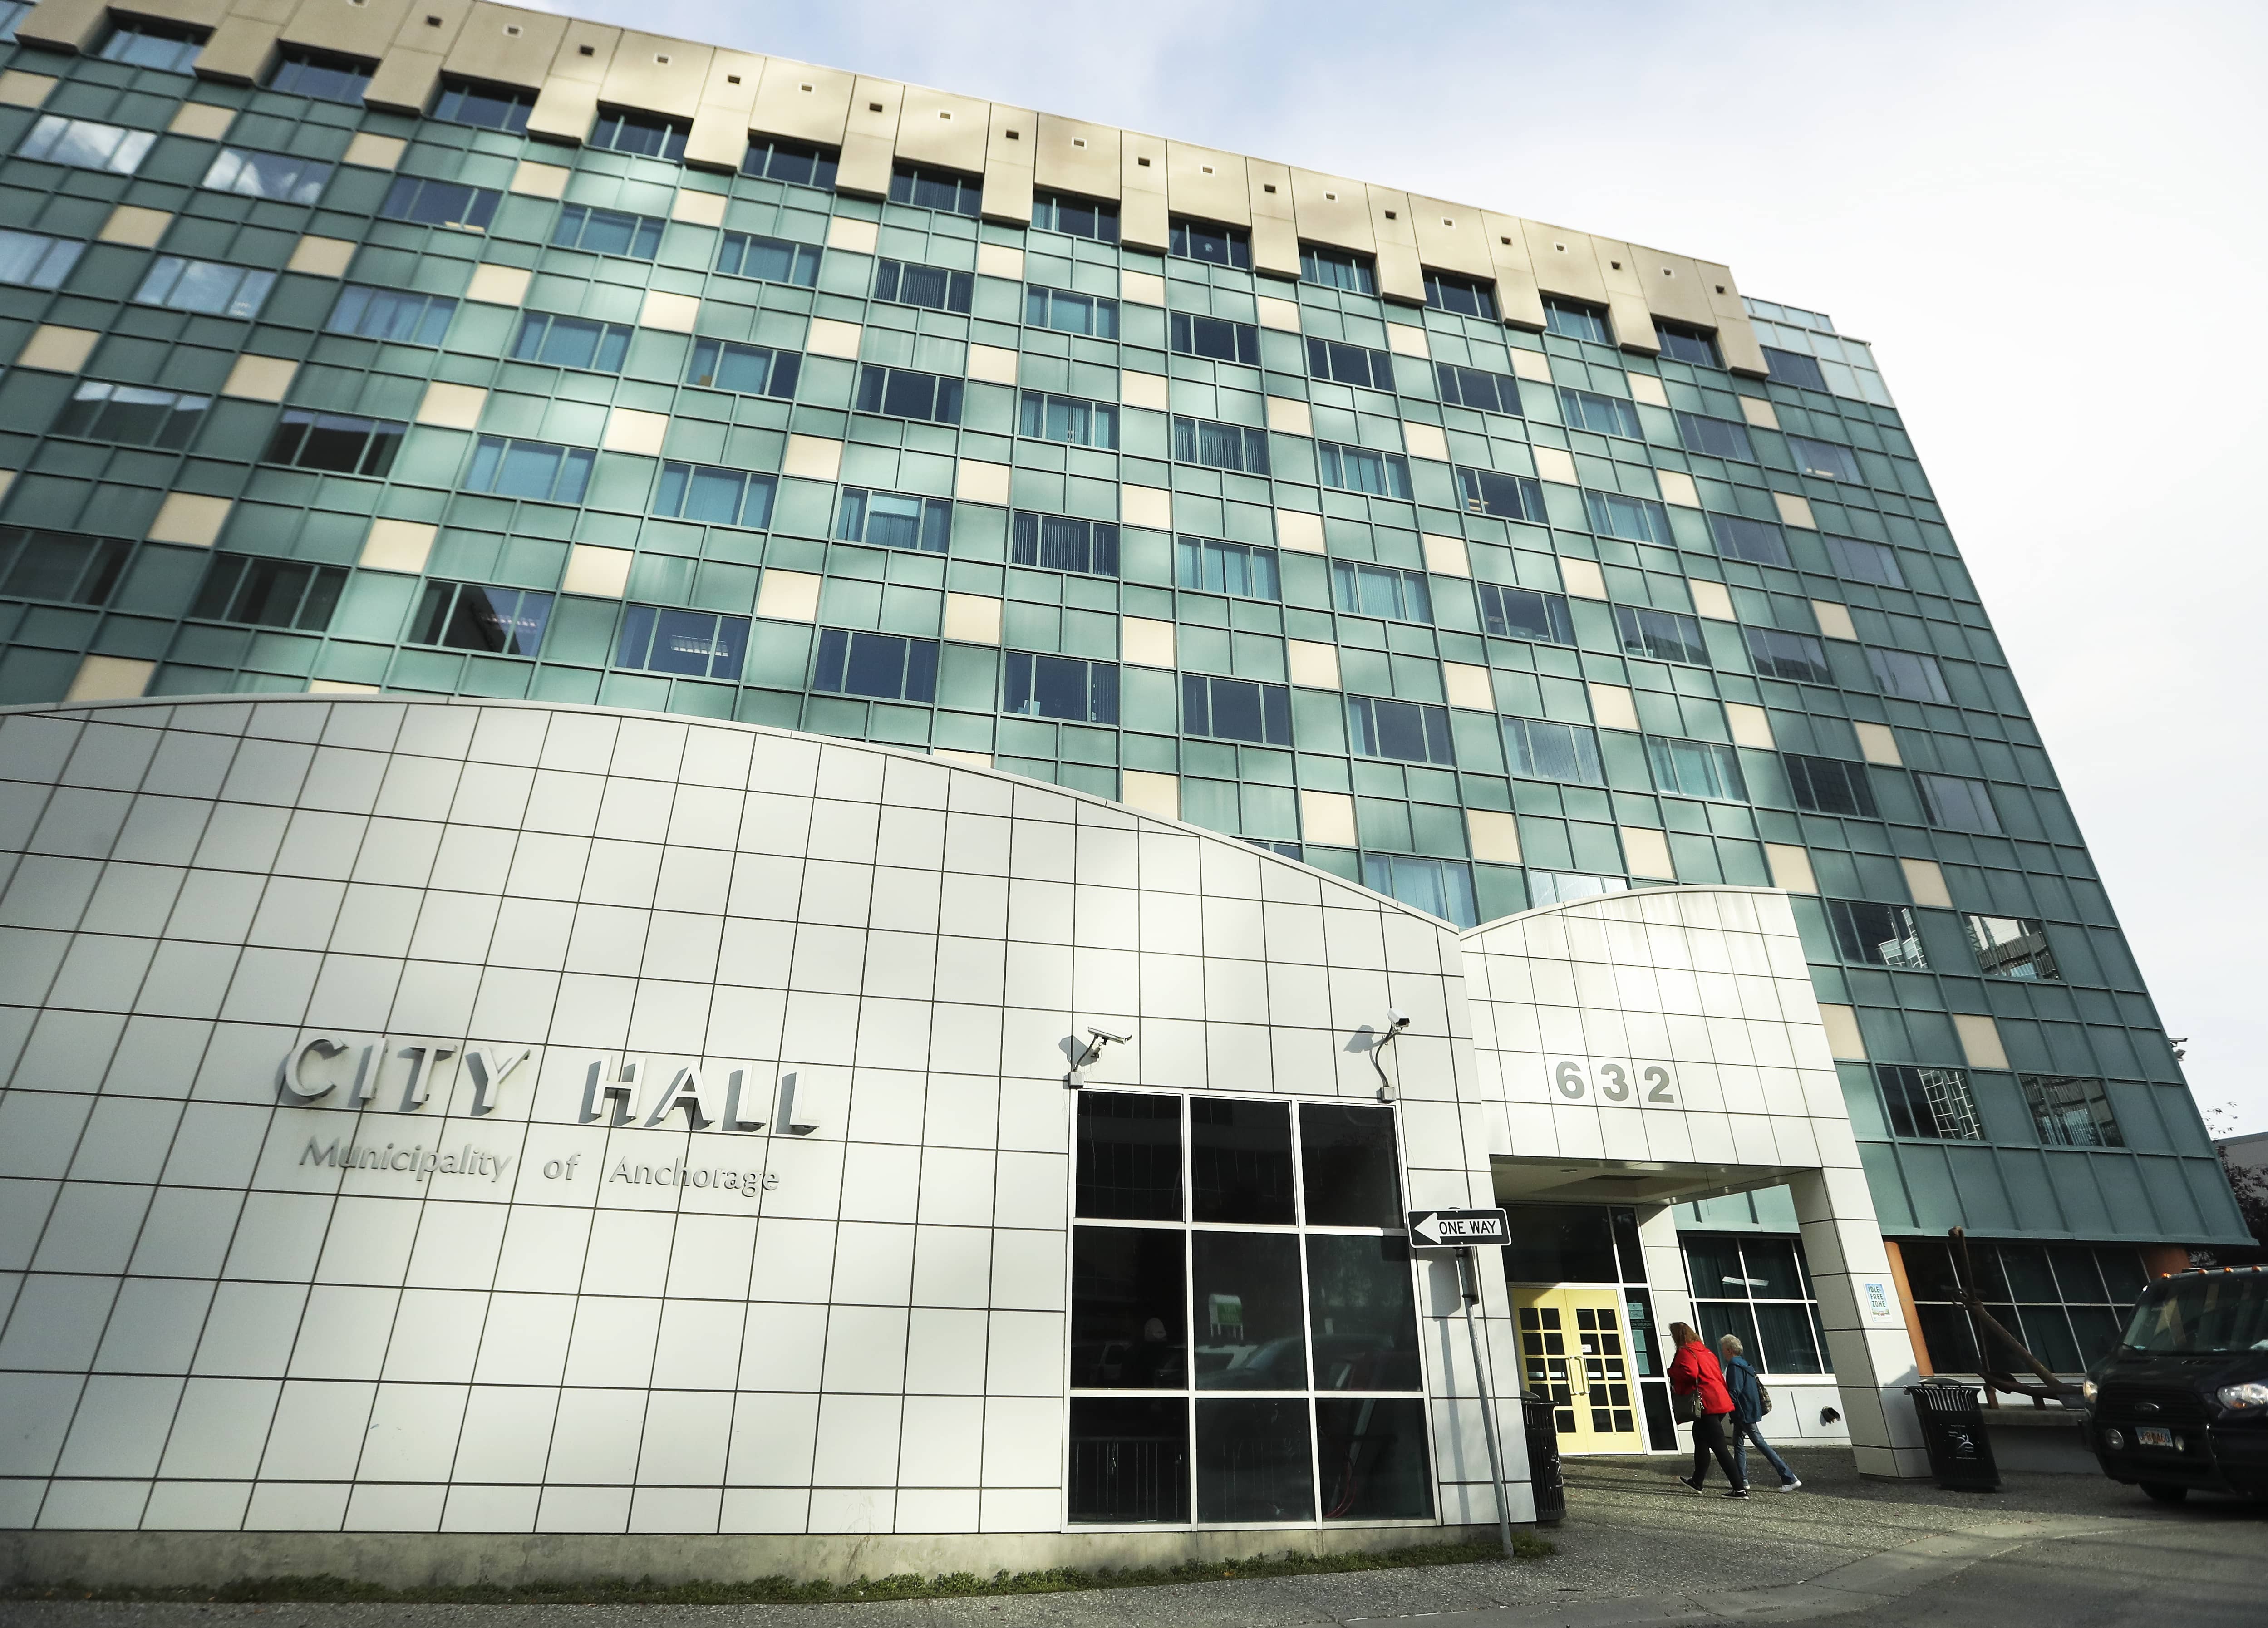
1732;1418;1796;1485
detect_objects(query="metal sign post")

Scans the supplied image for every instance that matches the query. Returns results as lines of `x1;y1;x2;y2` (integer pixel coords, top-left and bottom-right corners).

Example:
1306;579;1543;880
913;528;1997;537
1411;1209;1515;1559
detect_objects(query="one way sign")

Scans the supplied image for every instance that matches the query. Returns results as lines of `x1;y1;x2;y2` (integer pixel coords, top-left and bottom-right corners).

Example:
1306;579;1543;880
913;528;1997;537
1407;1207;1510;1247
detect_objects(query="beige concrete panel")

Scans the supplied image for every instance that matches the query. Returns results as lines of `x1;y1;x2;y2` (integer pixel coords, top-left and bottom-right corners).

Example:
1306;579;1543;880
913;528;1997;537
1265;396;1312;438
1739;395;1780;430
1559;557;1607;600
1522;221;1608;303
98;206;172;248
15;325;99;374
1443;661;1495;712
1531;445;1579;486
955;460;1010;506
444;3;569;90
597;30;711;122
981;104;1036;226
670;189;728;226
417;381;488;429
827;216;879;254
288;235;355;277
525;20;619;146
1119;771;1178;821
1120;132;1169;251
602;407;669;455
1774;491;1818;530
751;59;852;146
683;49;763;173
1367;187;1424;305
1700;261;1770;377
307;679;379;695
1122;617;1175;669
1286;639;1339;689
364;47;443;116
1256;295;1301;333
1627;245;1716;329
1764;843;1818;895
221;354;296;401
467;264;531;306
1656;469;1701;509
977;243;1023;280
1811;599;1858;642
280;0;420;63
147;492;230;547
0;470;13;507
1385;322;1430;358
933;749;992;770
1122;486;1171;529
1726;702;1774;749
1467;809;1521;866
943;592;1002;645
1403;422;1449;463
895;84;990;173
1586;681;1639;731
168;101;236;140
1481;210;1545;330
756;568;821;622
805;318;862;358
360;518;438;574
1121;271;1166;307
967;345;1019;386
1122;371;1168;412
1509;349;1554;384
12;0;107;51
562;544;633;599
1619;826;1676;880
1818;1003;1867;1060
1595;238;1663;355
1953;1013;2009;1072
191;17;280;84
782;434;843;482
1165;142;1249;226
342;132;407;170
1276;510;1324;555
1422;534;1469;577
1626;371;1670;408
836;78;905;198
1410;195;1495;282
0;70;58;108
1300;790;1357;847
1032;113;1120;200
1689;579;1736;622
1900;857;1953;910
1854;722;1902;766
64;656;155;704
1290;168;1375;254
510;158;571;197
1247;157;1299;280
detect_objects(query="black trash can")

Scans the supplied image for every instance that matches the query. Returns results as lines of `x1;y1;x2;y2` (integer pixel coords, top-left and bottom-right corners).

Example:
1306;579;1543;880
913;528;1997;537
1521;1392;1566;1525
1905;1380;2001;1492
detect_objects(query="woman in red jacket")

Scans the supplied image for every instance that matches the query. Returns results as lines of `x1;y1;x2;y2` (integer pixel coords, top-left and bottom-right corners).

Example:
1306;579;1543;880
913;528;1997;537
1667;1322;1748;1498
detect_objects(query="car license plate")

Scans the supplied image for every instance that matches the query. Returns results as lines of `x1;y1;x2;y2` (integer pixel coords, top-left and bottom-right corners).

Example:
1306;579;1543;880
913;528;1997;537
2135;1426;2175;1449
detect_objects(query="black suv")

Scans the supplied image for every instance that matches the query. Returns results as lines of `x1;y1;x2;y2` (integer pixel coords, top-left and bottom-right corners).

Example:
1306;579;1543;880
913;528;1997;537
2083;1265;2268;1503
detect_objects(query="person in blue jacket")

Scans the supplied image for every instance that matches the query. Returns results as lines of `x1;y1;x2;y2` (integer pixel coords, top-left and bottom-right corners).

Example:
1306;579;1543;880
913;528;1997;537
1718;1334;1802;1491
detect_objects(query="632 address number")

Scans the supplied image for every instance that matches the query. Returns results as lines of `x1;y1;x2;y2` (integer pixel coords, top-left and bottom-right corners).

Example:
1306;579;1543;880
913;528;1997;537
1548;1057;1677;1105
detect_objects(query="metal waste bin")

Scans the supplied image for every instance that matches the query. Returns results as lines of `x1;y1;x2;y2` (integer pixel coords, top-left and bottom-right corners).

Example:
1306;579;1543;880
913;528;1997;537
1905;1380;2001;1492
1521;1392;1566;1525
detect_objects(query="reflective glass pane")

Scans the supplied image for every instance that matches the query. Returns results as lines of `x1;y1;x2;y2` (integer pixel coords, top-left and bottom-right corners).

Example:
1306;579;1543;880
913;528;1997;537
1316;1397;1431;1520
1304;1235;1420;1391
1076;1091;1180;1220
1195;1397;1313;1521
1191;1231;1306;1390
1298;1103;1401;1228
1068;1398;1188;1524
1189;1097;1293;1224
1070;1227;1187;1389
1753;1303;1823;1373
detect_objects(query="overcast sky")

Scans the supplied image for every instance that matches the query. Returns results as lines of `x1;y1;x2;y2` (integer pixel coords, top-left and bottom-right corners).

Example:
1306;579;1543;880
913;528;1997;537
547;0;2268;1132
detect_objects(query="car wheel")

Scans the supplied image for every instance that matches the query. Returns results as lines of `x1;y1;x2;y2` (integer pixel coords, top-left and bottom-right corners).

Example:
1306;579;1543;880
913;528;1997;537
2140;1482;2188;1505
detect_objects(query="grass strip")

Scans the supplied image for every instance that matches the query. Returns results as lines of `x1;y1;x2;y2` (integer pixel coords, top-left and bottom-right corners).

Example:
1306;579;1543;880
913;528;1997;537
7;1536;1550;1606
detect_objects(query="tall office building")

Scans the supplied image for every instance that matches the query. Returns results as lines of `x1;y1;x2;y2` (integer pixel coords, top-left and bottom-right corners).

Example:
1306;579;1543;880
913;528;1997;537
0;0;2247;1572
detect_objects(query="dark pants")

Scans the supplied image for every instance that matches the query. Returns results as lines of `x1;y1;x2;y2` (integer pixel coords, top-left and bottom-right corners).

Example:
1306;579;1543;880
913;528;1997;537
1690;1410;1744;1488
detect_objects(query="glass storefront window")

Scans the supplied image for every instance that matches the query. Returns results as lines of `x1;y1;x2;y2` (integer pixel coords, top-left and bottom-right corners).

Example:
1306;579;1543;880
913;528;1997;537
1896;1237;2151;1373
1068;1092;1427;1526
1683;1234;1829;1375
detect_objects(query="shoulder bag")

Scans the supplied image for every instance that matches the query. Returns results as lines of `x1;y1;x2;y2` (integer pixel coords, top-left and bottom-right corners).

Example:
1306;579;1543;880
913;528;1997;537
1673;1388;1704;1422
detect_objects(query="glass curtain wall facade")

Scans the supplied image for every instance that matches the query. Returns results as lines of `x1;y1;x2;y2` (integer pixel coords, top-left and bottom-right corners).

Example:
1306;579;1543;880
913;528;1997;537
0;1;2240;1296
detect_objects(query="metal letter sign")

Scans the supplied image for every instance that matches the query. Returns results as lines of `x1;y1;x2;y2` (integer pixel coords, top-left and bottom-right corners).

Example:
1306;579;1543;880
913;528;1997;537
1406;1207;1510;1248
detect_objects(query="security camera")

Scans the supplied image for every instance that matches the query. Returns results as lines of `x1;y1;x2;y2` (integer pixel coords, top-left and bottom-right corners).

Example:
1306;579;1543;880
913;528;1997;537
1386;1008;1412;1031
1087;1026;1131;1045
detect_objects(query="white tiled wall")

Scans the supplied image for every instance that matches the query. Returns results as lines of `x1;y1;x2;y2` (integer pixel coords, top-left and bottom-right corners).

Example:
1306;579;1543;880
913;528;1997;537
0;698;1529;1536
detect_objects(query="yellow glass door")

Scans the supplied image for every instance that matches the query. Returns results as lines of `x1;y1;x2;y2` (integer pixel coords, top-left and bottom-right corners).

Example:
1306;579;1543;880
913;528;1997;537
1515;1287;1644;1453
